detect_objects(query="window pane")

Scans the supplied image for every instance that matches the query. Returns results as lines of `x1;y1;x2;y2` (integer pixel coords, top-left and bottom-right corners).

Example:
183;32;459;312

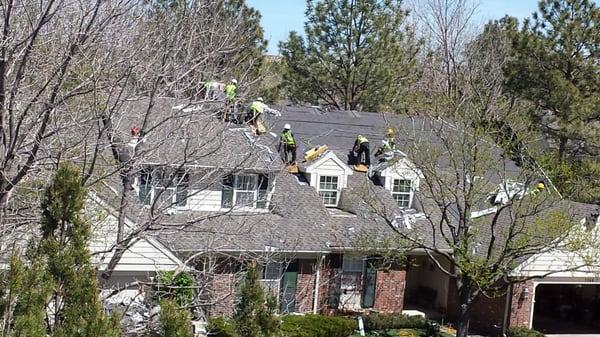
235;191;256;206
319;190;338;206
235;175;256;191
319;176;338;190
156;188;175;206
342;256;364;272
263;262;282;280
393;193;410;207
393;179;411;193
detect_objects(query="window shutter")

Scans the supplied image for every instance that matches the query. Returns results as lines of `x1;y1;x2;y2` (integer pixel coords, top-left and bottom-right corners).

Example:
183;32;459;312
362;262;377;308
139;170;152;205
256;174;269;209
279;270;298;313
221;175;233;208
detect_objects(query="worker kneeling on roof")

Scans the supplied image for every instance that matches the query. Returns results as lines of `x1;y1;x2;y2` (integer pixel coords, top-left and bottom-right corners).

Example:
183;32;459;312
278;123;297;165
353;135;370;166
375;127;397;160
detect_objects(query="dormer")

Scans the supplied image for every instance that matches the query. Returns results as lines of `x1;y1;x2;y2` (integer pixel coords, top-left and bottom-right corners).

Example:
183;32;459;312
377;157;422;208
303;151;353;207
133;165;272;213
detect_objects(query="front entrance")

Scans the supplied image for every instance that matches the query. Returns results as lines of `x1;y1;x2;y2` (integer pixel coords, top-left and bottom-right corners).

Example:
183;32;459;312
403;255;449;320
532;283;600;334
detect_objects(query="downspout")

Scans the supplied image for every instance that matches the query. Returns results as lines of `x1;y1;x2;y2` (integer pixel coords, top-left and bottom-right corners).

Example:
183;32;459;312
313;255;325;314
501;283;512;337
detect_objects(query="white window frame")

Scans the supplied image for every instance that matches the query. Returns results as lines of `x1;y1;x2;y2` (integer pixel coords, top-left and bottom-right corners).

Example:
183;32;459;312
341;256;364;291
317;175;340;207
259;262;283;296
233;174;259;208
136;171;188;210
391;178;413;208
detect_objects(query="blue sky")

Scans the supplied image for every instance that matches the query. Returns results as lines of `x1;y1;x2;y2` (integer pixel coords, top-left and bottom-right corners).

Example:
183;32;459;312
246;0;542;54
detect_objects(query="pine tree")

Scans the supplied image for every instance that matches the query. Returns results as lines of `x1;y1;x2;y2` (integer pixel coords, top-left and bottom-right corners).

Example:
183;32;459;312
156;299;193;337
502;0;600;202
39;163;122;337
280;0;421;112
233;264;280;337
0;164;122;337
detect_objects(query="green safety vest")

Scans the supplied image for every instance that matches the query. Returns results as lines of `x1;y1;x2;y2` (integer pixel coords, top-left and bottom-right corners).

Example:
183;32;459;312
281;130;295;145
224;84;236;100
250;101;265;114
357;135;369;144
384;138;396;151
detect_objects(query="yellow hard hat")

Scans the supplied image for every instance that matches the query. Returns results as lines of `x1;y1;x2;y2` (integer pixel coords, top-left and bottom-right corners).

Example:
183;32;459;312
386;127;395;137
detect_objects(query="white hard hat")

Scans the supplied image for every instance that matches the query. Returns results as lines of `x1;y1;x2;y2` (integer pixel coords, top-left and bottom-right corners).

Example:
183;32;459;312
231;79;238;84
284;123;291;130
257;97;264;102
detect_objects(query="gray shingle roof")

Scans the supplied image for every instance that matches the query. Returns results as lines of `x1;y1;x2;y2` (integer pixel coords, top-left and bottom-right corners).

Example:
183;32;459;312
94;99;599;258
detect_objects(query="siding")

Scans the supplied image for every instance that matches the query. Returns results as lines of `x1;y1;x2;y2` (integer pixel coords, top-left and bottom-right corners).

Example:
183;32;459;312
310;158;348;188
185;189;223;211
513;250;600;278
88;204;180;272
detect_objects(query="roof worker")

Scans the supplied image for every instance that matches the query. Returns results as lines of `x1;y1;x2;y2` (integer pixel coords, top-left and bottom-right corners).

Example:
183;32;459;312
375;127;397;159
278;123;297;165
532;180;546;194
353;134;370;166
203;80;224;100
224;79;237;103
222;79;238;122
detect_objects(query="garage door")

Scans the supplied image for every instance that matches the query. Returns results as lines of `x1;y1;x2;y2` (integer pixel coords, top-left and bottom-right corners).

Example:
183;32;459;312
532;284;600;334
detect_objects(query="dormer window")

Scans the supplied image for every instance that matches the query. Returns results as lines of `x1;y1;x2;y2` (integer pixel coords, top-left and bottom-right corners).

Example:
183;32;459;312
391;179;412;208
221;174;269;209
318;175;340;207
138;168;188;208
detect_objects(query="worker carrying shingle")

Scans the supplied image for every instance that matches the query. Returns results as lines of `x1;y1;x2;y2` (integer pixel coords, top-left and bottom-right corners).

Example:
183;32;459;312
353;135;370;166
278;123;297;165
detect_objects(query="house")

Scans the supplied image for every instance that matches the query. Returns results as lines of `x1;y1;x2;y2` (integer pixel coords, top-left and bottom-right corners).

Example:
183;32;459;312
84;99;599;333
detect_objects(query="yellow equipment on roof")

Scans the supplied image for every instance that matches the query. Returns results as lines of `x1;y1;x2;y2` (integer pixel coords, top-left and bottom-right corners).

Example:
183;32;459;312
304;145;328;162
354;164;368;173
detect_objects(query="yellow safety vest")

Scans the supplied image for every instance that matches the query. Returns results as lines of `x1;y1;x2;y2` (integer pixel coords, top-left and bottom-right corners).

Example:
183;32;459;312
357;135;369;144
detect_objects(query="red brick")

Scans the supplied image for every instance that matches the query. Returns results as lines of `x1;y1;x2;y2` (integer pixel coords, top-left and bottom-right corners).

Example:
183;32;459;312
373;269;406;312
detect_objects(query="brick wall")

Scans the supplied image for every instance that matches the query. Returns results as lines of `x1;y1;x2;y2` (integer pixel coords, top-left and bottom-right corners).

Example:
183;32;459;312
373;269;406;312
209;273;236;317
446;279;507;333
469;292;507;331
508;280;534;328
295;259;316;313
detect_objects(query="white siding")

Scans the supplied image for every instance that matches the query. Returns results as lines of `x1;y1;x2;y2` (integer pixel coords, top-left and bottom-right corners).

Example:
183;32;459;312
88;204;181;273
185;189;222;211
310;157;349;189
513;221;600;278
513;250;600;278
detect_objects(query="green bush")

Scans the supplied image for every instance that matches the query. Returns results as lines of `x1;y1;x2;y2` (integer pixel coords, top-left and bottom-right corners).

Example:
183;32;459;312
507;327;545;337
349;329;427;337
280;314;358;337
207;317;238;337
363;314;429;331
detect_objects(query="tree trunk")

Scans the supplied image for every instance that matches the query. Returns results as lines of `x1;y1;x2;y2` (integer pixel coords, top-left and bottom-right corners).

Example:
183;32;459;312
456;275;472;337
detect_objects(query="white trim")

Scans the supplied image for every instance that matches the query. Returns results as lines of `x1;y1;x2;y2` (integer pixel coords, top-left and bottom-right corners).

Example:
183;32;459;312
390;178;414;208
317;174;341;207
305;151;353;175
